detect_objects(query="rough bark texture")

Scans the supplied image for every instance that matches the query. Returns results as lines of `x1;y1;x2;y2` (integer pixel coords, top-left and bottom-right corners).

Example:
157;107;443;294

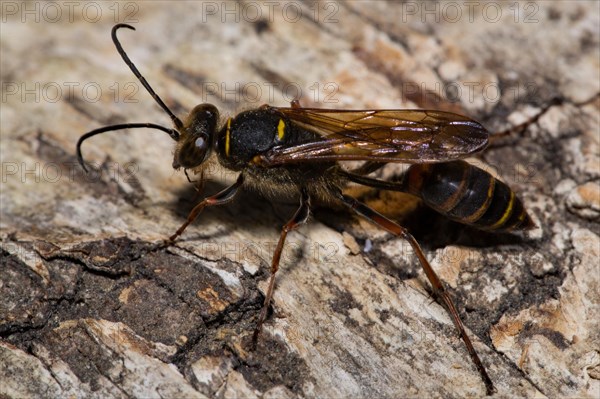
1;1;599;398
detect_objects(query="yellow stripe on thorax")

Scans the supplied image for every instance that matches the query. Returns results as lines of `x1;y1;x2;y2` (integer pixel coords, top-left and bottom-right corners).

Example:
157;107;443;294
225;118;232;157
277;119;286;141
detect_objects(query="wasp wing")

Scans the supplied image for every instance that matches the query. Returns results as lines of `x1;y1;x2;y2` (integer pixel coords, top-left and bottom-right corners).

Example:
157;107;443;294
259;107;489;165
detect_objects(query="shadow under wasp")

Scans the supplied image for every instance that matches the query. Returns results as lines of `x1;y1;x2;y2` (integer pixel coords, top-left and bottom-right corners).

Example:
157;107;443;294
77;24;535;395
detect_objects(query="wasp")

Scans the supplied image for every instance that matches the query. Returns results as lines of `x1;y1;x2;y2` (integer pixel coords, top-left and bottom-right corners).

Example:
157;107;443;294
77;24;534;395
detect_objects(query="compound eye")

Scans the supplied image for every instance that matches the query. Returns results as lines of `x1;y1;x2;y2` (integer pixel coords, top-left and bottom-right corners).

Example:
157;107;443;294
173;133;211;170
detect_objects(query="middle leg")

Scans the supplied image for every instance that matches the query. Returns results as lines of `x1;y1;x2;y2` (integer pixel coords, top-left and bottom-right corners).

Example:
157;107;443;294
253;189;311;343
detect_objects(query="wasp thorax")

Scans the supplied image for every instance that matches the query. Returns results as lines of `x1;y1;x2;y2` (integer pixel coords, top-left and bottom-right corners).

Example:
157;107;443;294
173;104;219;170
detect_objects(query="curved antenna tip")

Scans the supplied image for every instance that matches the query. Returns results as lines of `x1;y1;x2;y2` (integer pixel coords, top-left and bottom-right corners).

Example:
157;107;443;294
113;23;136;31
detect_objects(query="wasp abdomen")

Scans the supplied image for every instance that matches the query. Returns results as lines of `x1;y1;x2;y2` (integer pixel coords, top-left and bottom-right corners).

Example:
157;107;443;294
405;160;533;231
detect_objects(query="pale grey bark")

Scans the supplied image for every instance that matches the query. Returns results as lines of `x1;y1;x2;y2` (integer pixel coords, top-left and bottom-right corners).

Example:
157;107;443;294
1;1;599;398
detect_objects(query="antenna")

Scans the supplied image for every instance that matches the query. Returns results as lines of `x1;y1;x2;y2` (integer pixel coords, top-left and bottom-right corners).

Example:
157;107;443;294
76;123;179;172
112;23;183;130
77;24;184;172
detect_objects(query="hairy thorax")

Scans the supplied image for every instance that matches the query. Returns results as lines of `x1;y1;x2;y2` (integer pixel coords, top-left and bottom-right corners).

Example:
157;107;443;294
241;162;347;204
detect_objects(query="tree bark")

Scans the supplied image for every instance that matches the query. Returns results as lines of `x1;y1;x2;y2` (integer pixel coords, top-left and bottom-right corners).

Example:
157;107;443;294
1;1;598;398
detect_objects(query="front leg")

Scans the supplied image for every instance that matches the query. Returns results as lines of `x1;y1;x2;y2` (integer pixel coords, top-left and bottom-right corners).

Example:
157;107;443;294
169;174;244;242
253;189;311;344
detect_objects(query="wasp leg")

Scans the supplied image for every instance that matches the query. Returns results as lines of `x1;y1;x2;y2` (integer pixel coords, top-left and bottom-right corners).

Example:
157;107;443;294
339;169;407;191
337;192;496;396
168;174;244;242
348;161;388;176
252;189;311;344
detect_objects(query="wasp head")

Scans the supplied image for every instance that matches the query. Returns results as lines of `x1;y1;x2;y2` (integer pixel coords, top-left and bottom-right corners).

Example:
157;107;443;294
77;25;221;178
172;104;219;170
